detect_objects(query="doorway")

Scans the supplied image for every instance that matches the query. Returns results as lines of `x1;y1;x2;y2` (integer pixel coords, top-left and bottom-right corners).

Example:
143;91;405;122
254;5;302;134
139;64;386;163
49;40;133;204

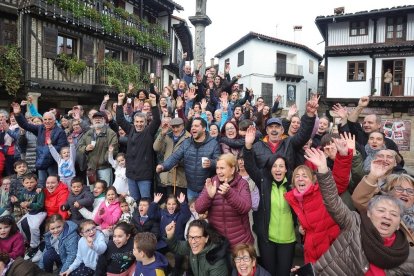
382;59;405;96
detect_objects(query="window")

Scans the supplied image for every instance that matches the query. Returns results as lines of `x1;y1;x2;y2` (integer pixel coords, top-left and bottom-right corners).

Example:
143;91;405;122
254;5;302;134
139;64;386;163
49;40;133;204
261;83;273;105
140;57;149;73
347;61;366;81
122;50;128;63
350;21;368;36
386;16;405;41
57;34;76;55
309;60;314;74
105;48;120;60
237;50;244;67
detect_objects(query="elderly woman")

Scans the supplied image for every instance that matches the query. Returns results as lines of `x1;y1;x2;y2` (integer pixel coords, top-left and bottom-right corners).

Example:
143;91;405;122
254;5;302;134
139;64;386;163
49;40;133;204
231;243;270;276
165;219;229;276
352;162;414;245
195;153;253;248
304;148;414;275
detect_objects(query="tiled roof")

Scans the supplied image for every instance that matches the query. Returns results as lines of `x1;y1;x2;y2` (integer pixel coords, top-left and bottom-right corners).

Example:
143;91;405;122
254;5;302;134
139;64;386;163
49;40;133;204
215;32;322;61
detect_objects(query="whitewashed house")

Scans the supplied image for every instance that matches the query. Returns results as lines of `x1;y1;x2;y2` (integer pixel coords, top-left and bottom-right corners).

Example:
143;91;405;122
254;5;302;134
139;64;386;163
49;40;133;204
215;32;322;114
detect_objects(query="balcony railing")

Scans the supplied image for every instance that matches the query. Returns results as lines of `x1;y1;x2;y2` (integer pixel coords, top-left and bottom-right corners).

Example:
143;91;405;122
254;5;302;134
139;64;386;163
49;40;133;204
371;77;414;97
18;0;170;55
275;62;303;76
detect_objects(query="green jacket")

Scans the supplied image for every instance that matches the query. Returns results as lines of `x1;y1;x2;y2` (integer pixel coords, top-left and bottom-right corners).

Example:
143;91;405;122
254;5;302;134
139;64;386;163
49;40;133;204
166;238;229;276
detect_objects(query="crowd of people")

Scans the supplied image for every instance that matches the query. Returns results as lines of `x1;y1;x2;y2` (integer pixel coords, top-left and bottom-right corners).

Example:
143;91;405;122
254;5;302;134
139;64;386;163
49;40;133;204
0;52;412;276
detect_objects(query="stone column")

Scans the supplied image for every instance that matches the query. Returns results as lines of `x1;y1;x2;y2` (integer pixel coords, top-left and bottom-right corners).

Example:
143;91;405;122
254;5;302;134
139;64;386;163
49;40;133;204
189;0;211;72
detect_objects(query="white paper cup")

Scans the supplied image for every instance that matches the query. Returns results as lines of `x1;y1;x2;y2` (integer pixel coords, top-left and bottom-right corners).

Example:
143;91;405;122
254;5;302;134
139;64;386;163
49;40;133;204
91;141;96;147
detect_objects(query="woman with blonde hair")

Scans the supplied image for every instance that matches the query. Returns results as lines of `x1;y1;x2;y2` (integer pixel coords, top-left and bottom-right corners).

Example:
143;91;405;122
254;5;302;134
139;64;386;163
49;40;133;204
195;153;253;248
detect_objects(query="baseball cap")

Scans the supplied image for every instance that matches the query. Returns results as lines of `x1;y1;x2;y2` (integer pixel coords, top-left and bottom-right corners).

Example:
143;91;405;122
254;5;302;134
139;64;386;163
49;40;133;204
266;117;282;127
92;112;105;118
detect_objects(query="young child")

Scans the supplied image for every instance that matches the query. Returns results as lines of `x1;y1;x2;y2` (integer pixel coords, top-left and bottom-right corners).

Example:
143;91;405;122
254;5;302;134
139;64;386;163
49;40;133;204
61;178;94;224
133;232;168;276
132;198;159;237
39;214;79;274
61;220;107;276
47;136;76;186
184;199;208;240
95;222;137;275
0;177;11;217
79;180;107;220
15;173;47;261
118;197;133;224
108;145;128;196
149;193;191;275
0;215;25;259
94;186;122;237
9;160;30;221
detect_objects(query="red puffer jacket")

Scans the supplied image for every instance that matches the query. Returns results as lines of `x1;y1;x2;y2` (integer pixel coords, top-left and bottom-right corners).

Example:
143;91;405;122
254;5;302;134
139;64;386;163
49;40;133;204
195;173;253;248
284;150;352;263
44;182;70;219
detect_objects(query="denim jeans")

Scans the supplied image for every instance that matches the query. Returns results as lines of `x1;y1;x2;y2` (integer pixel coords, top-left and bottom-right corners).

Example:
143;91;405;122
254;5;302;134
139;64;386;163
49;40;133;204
97;167;113;186
42;247;62;273
187;188;200;201
38;164;58;188
127;178;151;201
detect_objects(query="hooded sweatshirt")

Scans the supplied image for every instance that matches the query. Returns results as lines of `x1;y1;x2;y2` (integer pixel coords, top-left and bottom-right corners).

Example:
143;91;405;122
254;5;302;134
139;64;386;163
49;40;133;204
134;251;168;276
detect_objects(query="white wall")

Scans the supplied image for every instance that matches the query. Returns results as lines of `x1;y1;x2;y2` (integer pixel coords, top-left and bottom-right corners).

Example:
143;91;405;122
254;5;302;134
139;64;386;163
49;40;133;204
217;37;319;113
326;55;372;98
328;21;374;46
407;13;414;41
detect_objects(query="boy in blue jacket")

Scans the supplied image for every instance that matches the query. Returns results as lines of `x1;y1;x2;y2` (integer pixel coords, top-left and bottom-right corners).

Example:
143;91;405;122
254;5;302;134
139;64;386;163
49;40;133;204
133;232;167;276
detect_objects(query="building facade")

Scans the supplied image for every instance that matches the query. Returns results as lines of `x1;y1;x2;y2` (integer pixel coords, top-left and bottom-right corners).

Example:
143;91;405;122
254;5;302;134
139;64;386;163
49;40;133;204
215;32;322;115
316;5;414;168
0;0;192;112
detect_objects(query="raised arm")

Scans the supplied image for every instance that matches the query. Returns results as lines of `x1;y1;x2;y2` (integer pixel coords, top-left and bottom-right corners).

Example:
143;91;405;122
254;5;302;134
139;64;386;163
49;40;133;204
115;93;132;134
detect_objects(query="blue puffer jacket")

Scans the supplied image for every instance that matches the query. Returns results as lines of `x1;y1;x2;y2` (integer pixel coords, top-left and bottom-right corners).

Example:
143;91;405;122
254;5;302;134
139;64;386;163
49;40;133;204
15;113;68;170
39;220;79;273
162;134;221;192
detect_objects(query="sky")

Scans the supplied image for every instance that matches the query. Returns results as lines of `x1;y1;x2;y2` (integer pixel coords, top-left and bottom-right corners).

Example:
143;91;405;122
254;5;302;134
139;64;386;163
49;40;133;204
173;0;412;63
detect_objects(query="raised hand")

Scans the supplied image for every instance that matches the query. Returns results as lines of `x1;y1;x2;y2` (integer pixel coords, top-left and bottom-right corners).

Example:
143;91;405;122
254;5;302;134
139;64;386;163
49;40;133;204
205;178;217;199
154;193;163;203
287;104;298;119
149;93;157;106
187;109;195;120
177;192;186;204
200;98;207;111
245;125;256;149
161;119;170;135
341;132;356;156
304;148;328;173
333;137;348;156
369;159;388;179
118;93;126;105
11;102;21;114
358;96;369;107
165;221;176;239
108;145;114;153
275;95;282;103
104;94;110;102
46;137;52;145
176;96;184;110
305;95;320;116
332;103;348;120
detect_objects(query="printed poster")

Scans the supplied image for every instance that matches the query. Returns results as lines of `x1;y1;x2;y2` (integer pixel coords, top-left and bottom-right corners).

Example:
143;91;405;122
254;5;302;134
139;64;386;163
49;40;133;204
381;119;411;151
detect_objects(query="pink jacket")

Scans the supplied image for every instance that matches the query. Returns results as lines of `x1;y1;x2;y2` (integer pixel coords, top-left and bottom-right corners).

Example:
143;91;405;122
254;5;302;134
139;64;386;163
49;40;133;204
94;200;122;229
0;232;25;259
195;173;253;248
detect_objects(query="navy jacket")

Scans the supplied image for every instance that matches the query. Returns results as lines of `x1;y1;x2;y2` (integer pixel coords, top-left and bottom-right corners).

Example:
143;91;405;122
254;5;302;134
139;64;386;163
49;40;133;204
62;187;94;224
162;134;221;192
15;113;68;170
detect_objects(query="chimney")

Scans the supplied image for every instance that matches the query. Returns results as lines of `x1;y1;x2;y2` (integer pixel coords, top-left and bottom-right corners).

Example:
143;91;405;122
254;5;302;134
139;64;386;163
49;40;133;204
334;7;345;15
210;58;215;68
293;25;302;44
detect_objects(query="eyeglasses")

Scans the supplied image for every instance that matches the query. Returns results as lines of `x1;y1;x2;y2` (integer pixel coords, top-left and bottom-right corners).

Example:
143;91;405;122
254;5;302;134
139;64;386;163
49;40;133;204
393;186;414;196
82;226;97;234
187;235;203;242
234;256;251;263
225;127;235;131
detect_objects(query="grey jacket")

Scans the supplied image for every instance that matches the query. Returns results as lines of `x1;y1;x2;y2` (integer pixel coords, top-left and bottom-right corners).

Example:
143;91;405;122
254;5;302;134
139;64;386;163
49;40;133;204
314;171;414;275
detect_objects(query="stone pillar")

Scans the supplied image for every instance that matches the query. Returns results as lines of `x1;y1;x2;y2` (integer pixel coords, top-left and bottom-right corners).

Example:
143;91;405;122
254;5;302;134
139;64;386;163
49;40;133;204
189;0;211;72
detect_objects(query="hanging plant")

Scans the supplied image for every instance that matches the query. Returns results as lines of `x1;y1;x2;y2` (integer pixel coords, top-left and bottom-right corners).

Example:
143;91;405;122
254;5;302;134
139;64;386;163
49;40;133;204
55;54;86;76
0;46;23;96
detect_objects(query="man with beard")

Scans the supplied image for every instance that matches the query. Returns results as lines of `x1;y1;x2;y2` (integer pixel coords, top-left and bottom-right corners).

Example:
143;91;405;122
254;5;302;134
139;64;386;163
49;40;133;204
12;103;68;187
77;112;118;185
156;118;220;200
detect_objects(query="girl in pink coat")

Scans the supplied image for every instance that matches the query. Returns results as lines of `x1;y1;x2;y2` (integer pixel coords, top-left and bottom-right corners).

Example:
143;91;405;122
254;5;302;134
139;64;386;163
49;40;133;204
94;186;122;237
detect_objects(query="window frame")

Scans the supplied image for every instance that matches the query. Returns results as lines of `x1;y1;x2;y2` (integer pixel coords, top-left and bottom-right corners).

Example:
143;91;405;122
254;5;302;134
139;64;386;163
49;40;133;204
237;50;244;67
57;34;77;56
105;47;121;60
309;59;314;74
349;20;368;37
347;61;367;82
386;16;406;41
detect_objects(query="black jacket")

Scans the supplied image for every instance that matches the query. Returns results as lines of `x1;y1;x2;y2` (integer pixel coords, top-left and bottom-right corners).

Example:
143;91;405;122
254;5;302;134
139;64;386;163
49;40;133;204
116;105;161;180
131;210;160;238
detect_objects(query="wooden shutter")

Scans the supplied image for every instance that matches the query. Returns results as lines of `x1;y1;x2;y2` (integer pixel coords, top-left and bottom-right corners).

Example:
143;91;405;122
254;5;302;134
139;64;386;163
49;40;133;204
82;37;94;66
43;26;57;59
96;41;105;63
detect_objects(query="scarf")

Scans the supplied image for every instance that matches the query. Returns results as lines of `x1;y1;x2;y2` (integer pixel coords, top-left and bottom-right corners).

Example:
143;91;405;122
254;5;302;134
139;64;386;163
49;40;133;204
293;185;312;209
363;144;386;173
360;213;409;269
